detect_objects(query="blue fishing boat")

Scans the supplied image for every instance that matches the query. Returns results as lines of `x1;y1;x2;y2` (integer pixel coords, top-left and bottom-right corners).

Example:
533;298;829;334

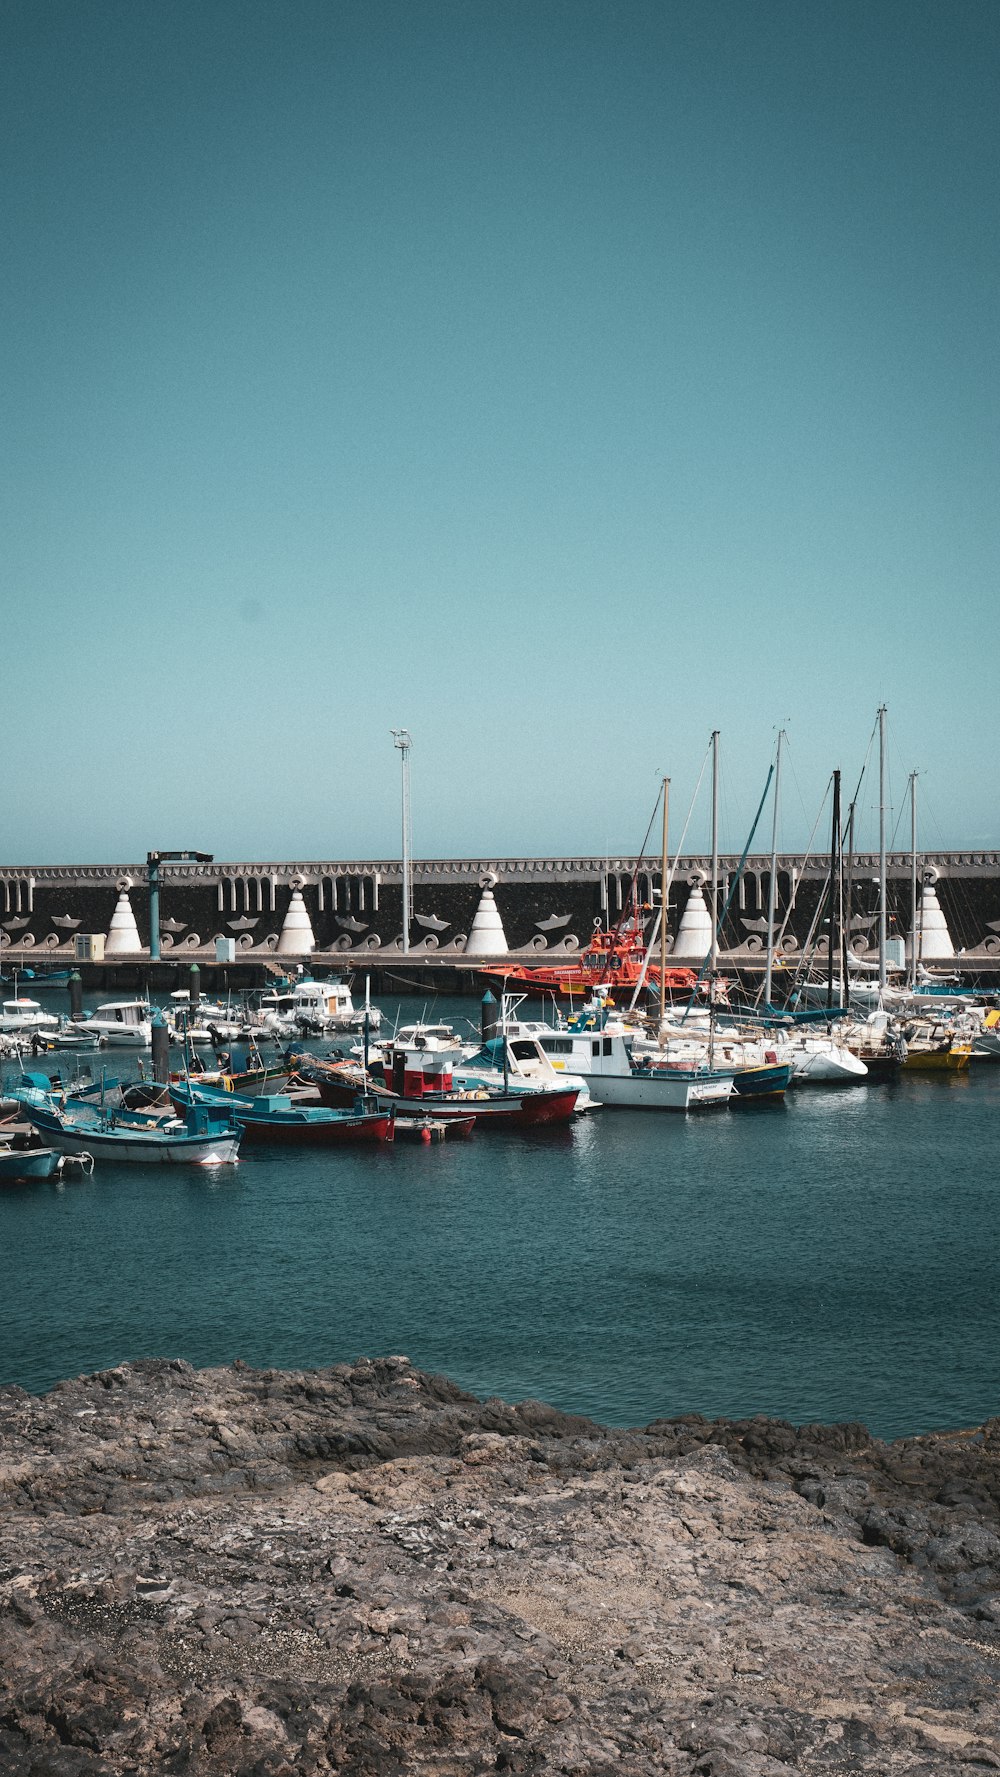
14;1075;241;1166
169;1079;392;1145
0;1144;64;1183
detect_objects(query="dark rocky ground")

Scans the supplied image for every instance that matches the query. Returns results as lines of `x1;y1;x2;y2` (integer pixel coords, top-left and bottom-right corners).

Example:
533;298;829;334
1;1356;999;1774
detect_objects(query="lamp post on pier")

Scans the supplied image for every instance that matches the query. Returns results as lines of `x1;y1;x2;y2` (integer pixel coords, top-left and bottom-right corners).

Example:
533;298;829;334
391;730;412;954
147;851;214;960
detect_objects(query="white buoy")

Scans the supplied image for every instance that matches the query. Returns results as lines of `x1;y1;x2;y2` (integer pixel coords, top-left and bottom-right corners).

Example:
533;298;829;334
463;887;509;956
276;887;316;956
672;888;713;962
104;888;143;957
906;882;955;962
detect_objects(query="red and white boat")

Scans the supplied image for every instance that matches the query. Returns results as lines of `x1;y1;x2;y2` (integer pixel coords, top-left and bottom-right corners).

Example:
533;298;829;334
479;907;701;1003
298;1033;579;1128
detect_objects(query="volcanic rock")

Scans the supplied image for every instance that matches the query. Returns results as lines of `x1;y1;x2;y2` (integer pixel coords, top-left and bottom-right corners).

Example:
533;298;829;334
0;1356;998;1773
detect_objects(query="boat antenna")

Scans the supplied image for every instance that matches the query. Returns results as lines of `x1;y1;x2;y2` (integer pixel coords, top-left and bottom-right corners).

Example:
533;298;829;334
629;741;711;1010
909;771;919;990
710;729;719;982
763;728;785;1010
679;762;776;1022
391;729;412;955
658;777;670;1030
878;703;888;991
827;769;841;1011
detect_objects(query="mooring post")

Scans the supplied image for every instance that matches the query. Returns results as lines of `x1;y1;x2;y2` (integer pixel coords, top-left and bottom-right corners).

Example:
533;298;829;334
147;852;161;961
68;969;83;1020
189;962;200;1017
151;1009;170;1083
481;989;499;1042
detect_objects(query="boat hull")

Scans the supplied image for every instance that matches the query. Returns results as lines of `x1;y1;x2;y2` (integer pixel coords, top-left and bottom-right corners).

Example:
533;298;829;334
322;1084;578;1126
901;1048;971;1072
235;1112;391;1145
0;1147;62;1182
23;1109;240;1165
732;1062;794;1099
585;1070;732;1111
480;964;698;1002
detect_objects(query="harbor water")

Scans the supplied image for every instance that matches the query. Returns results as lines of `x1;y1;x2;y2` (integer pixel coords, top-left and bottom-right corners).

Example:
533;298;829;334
2;995;999;1440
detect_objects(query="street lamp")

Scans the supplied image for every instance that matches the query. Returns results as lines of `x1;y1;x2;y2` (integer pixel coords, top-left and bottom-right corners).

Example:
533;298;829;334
147;851;214;960
391;730;412;954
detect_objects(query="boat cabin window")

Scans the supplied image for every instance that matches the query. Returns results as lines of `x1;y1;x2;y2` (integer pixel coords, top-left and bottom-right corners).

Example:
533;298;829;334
541;1038;573;1055
592;1039;601;1057
509;1040;539;1061
603;1037;613;1055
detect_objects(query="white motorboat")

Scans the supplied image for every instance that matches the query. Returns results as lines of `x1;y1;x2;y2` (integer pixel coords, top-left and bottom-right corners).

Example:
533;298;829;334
510;1013;731;1111
579;1030;734;1110
256;978;382;1036
453;1033;595;1112
71;1001;152;1048
0;998;60;1035
779;1033;868;1083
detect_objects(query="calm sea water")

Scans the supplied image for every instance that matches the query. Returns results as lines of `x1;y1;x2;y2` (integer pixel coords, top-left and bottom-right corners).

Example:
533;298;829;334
2;992;999;1439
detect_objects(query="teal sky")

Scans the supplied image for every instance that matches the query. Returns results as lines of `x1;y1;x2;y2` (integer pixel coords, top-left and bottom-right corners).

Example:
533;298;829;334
3;1;997;864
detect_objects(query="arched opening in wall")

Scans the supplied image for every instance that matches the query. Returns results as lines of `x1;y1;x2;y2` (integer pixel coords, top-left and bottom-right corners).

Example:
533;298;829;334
743;870;759;914
778;870;793;906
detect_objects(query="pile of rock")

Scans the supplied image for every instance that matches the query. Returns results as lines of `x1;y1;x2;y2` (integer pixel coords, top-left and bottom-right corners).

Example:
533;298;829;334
1;1355;999;1773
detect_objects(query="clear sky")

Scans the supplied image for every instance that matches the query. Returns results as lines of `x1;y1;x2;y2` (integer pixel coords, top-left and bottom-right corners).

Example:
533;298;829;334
2;1;997;864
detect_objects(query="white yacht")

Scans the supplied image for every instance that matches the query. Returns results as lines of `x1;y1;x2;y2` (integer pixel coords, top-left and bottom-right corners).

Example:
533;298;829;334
0;998;60;1034
256;978;382;1035
73;1001;152;1048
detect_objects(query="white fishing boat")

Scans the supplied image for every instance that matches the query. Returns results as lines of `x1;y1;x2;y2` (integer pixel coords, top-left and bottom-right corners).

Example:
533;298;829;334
579;1030;734;1110
256;978;382;1035
71;1001;152;1048
0;998;60;1034
453;1033;595;1111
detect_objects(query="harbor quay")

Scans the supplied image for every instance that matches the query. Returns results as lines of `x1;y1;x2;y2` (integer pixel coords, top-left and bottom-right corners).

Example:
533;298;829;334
2;847;1000;991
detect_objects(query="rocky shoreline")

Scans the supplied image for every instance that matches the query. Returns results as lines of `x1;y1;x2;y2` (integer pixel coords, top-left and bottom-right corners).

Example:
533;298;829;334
1;1357;999;1774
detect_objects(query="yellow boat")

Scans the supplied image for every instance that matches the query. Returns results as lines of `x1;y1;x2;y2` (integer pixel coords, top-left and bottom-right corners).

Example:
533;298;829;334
901;1037;972;1072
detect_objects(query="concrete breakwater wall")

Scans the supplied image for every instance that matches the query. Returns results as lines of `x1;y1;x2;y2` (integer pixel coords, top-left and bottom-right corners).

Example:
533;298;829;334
2;851;1000;973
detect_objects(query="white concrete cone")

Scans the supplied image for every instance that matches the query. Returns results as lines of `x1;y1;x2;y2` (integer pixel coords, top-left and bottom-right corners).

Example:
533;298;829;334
276;888;316;956
104;889;143;957
672;888;713;962
906;883;955;963
463;887;509;956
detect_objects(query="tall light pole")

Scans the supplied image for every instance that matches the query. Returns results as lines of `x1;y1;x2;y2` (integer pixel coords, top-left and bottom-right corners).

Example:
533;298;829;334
391;730;412;953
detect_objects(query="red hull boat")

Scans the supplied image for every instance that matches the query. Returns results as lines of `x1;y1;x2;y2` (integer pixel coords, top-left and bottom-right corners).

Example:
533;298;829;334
480;910;700;1003
297;1058;579;1128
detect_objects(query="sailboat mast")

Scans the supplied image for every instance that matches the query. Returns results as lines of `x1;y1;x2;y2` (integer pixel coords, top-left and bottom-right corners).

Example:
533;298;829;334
659;776;670;1028
878;704;887;989
763;729;783;1008
710;731;719;980
844;800;855;1011
849;799;856;1009
909;770;918;990
827;769;841;1011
